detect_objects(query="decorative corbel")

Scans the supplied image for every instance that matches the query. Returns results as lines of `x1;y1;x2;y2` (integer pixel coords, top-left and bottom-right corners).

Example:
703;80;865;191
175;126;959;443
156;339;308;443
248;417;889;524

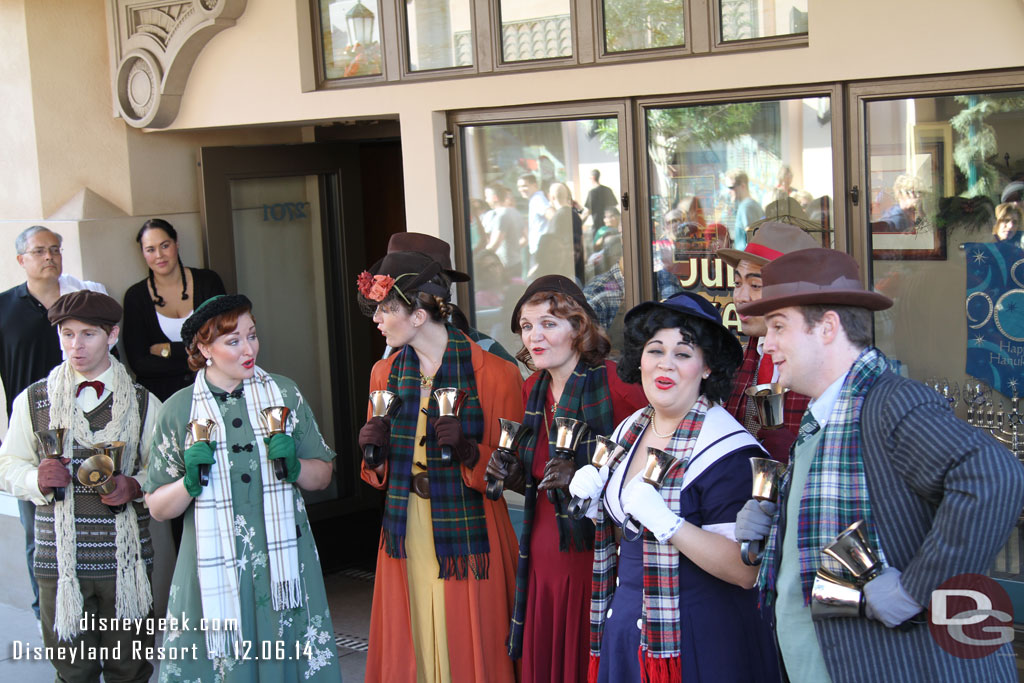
110;0;248;128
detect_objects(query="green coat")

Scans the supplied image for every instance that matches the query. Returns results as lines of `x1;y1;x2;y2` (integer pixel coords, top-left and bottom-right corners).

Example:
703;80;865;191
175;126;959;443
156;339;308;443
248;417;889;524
145;374;341;682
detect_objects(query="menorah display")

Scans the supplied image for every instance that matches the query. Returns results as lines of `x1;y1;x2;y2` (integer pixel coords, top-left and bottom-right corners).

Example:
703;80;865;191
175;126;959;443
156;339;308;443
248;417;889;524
926;379;1023;459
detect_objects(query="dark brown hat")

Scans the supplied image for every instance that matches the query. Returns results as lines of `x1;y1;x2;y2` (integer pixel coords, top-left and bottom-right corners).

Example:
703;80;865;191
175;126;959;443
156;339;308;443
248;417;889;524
362;250;449;303
387;232;470;282
48;291;122;328
738;248;892;316
181;294;253;349
510;274;597;333
717;221;819;269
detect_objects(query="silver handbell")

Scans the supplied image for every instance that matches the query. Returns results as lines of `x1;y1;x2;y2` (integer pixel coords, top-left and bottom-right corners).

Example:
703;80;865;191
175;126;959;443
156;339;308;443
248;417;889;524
433;388;469;464
363;391;403;468
822;520;884;583
34;428;67;501
744;382;789;429
485;419;533;500
810;569;864;621
568;435;623;520
546;418;590;504
740;457;787;566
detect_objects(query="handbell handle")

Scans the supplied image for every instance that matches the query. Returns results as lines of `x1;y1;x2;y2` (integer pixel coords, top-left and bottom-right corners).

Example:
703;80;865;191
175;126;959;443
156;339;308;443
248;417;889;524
568;494;589;520
198;463;211;487
622;514;643;542
273;458;288;482
740;540;765;566
440;445;453;464
485;477;505;501
363;443;385;468
53;486;66;502
107;503;127;515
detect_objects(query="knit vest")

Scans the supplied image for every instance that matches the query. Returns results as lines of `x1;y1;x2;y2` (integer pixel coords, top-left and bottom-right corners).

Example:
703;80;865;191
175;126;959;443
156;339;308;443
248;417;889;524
27;380;153;580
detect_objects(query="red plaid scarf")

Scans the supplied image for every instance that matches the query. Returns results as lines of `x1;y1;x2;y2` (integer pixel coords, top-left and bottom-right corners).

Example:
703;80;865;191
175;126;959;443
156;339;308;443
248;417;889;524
724;339;809;447
589;397;710;683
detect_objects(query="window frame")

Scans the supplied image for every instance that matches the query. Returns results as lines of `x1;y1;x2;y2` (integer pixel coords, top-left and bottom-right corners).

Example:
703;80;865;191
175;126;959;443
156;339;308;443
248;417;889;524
489;0;586;71
591;0;696;64
395;0;483;79
710;0;809;53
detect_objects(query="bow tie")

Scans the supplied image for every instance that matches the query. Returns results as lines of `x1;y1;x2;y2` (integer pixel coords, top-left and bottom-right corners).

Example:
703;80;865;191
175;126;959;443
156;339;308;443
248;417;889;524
76;380;104;398
232;443;254;453
214;388;244;403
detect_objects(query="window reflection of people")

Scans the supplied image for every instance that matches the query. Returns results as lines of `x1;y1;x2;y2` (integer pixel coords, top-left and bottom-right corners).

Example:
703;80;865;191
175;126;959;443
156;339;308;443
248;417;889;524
483;184;525;275
532;182;579;281
726;170;765;250
568;293;779;682
518;173;551;273
879;174;924;232
993;202;1023;244
580;169;618;235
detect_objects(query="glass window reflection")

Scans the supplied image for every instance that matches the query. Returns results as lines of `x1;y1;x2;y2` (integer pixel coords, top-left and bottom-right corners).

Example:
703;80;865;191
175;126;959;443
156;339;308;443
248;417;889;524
603;0;685;54
719;0;807;43
320;0;383;79
406;0;474;71
499;0;572;63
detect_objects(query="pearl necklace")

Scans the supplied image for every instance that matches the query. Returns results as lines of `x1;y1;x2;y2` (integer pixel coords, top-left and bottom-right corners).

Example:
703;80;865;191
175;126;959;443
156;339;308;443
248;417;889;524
650;415;677;439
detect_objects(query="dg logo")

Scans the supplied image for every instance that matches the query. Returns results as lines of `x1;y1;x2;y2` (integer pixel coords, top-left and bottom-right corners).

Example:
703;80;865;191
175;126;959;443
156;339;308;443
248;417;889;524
929;573;1014;659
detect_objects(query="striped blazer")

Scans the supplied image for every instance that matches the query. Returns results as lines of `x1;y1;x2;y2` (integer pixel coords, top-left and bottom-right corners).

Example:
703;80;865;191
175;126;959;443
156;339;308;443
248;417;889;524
812;371;1024;682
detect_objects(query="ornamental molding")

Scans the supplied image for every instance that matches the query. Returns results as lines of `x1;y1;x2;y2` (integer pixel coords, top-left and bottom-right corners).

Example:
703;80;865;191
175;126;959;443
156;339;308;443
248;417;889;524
109;0;247;128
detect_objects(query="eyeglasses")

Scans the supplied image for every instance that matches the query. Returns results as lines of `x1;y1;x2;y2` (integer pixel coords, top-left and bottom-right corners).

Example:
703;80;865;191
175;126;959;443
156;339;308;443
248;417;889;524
24;246;62;258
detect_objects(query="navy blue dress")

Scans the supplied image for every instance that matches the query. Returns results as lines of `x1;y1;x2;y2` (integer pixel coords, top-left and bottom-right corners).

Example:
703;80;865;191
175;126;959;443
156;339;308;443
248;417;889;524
598;447;780;682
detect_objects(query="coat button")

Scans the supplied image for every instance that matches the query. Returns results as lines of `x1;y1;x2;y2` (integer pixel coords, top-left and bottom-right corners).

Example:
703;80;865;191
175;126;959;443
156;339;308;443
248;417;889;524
241;473;251;483
232;418;243;428
636;618;642;630
607;608;613;618
615;577;619;587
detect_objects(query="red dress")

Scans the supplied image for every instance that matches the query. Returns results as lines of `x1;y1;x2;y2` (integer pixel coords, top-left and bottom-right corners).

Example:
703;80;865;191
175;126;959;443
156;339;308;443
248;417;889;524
520;360;647;683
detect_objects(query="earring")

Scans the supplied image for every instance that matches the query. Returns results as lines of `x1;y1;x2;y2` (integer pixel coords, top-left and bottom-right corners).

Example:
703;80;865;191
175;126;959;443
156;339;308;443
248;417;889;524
702;372;710;379
206;358;212;367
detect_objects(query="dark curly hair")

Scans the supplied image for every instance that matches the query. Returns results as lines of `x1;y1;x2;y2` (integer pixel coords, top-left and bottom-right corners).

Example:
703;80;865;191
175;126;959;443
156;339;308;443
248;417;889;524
357;270;454;323
617;307;740;403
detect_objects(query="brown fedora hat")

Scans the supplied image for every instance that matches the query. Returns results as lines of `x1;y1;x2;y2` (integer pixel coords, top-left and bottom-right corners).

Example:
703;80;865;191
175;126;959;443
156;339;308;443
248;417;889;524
737;248;892;316
717;221;819;269
387;232;470;282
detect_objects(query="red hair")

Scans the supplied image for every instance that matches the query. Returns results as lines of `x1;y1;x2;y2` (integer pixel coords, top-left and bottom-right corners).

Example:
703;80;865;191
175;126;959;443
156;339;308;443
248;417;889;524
186;307;254;371
515;291;611;370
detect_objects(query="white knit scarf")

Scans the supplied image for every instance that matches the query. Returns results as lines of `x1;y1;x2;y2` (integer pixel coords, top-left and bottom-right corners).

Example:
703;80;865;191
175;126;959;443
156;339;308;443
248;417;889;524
46;355;151;641
189;366;301;658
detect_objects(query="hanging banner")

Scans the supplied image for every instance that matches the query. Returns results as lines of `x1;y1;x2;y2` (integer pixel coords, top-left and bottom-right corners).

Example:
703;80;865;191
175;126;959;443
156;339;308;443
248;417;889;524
965;241;1024;397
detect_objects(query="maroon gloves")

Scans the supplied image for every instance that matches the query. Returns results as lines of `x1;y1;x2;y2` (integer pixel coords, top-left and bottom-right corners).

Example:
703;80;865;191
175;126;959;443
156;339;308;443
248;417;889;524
358;417;392;452
432;416;479;468
100;474;143;506
538;457;575;491
37;458;71;495
486;450;525;495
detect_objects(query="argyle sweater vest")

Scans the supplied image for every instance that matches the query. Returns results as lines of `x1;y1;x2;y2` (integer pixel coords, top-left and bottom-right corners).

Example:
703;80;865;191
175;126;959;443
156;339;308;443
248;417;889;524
27;380;153;580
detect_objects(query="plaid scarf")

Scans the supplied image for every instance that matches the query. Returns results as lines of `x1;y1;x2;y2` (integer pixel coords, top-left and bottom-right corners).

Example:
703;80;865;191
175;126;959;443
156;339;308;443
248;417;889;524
757;347;890;605
382;325;488;580
190;367;301;658
589;397;710;683
507;359;616;658
724;338;809;437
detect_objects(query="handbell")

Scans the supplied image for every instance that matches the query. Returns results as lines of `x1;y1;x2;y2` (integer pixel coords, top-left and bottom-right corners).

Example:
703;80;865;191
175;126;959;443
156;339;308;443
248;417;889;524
744;383;789;429
810;569;864;621
568;435;624;520
259;407;291;481
740;457;788;566
822;520;884;583
623;447;679;541
77;453;119;515
186;419;218;487
546;417;590;504
433;388;468;464
364;391;403;468
92;442;128;513
485;419;533;500
34;428;67;502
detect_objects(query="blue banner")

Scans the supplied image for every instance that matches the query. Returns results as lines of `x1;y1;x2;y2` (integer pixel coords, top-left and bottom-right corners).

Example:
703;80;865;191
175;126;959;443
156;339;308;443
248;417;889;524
965;241;1024;397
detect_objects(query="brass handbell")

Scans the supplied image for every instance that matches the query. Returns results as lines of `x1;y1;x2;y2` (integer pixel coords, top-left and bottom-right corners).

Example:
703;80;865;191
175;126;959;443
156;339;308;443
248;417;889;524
364;391;402;468
34;428;67;502
546;417;590;504
186;419;218;487
433;388;468;464
77;450;120;513
568;435;624;520
259;407;291;481
740;457;787;566
623;447;679;541
810;569;865;621
485;418;533;500
91;441;128;513
744;383;789;429
822;520;884;583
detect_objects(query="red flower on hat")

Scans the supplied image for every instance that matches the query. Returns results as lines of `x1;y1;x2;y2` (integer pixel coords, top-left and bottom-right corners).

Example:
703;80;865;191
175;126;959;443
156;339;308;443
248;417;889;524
357;270;396;302
356;271;375;297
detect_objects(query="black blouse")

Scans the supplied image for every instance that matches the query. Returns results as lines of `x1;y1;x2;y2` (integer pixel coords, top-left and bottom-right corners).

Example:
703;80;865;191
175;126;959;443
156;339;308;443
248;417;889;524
121;267;226;401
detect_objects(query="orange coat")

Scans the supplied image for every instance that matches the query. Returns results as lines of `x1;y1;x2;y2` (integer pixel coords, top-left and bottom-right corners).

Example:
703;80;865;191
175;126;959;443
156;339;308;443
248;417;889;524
361;339;524;682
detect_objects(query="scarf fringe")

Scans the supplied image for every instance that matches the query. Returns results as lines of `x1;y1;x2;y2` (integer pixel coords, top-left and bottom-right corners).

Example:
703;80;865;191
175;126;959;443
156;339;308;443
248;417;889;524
436;552;490;581
587;654;600;683
204;621;240;659
54;573;83;641
639;649;681;683
382;528;407;560
272;578;303;611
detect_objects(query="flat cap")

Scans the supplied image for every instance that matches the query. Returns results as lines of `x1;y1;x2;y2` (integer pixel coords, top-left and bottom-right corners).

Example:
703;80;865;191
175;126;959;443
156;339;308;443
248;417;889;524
48;291;122;327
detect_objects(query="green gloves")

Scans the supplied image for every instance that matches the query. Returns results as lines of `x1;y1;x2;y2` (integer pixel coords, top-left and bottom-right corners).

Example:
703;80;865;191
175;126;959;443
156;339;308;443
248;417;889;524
265;433;300;483
183;440;216;498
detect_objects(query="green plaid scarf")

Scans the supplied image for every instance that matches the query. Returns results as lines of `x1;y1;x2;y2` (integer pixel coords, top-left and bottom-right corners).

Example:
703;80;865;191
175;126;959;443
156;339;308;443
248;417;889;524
382;325;489;580
758;346;890;604
589;397;710;679
507;359;616;658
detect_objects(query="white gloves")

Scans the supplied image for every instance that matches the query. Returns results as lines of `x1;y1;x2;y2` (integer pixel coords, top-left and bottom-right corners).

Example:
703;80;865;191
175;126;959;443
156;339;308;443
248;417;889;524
568;464;608;520
863;567;923;628
622;479;683;543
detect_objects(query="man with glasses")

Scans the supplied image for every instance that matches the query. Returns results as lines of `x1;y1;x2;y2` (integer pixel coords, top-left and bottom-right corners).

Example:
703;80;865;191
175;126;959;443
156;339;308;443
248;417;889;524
0;225;106;631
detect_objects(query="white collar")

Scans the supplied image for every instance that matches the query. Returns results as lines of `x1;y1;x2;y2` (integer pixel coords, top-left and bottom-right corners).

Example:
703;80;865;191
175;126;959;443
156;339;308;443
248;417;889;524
72;362;115;387
808;371;848;429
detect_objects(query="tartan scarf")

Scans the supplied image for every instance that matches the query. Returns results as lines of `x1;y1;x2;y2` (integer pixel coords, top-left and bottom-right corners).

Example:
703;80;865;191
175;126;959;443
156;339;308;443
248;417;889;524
589;397;710;683
757;347;890;605
190;367;301;658
507;359;616;658
381;325;488;580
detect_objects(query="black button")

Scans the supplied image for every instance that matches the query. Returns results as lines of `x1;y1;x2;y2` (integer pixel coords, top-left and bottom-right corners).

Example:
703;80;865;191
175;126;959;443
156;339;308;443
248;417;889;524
241;473;251;483
232;418;243;428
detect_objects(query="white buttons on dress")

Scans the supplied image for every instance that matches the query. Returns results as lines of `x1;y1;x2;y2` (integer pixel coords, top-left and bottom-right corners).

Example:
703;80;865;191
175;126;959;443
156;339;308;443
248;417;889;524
636;618;642;630
615;577;620;587
607;608;613;618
